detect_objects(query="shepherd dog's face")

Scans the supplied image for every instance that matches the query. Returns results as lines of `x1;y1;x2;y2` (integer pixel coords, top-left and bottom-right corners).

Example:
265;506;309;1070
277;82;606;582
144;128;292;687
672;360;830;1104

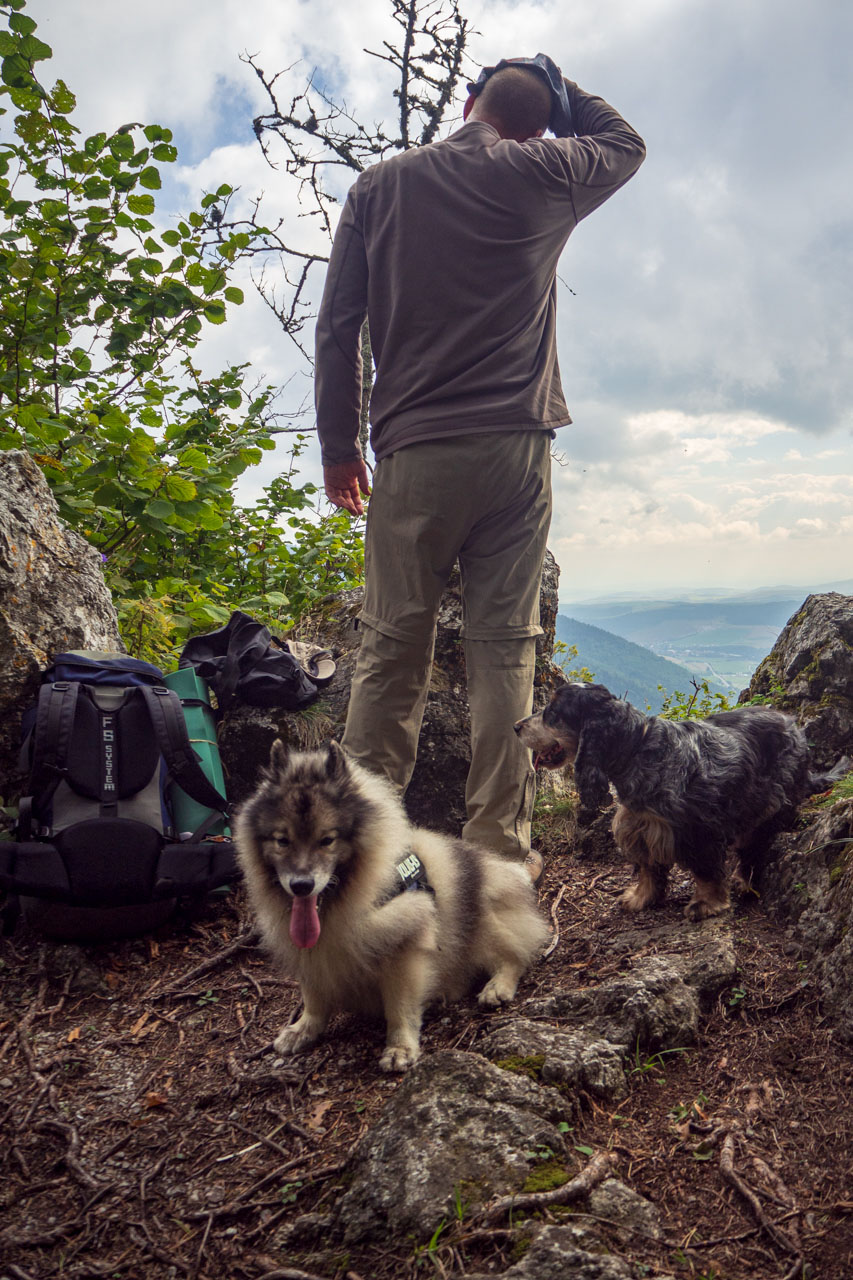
247;741;363;901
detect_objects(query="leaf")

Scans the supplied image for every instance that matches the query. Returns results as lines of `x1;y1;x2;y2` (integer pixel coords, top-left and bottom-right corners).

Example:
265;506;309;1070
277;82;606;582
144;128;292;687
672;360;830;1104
84;131;107;156
164;473;197;502
145;497;176;521
66;1026;82;1043
9;12;37;35
128;193;156;216
17;34;53;63
306;1100;333;1131
50;77;75;114
2;52;36;89
138;165;161;190
130;1011;150;1036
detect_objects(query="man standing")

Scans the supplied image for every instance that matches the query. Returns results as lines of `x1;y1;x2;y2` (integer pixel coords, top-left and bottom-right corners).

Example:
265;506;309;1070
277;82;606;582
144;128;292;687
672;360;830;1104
314;54;645;871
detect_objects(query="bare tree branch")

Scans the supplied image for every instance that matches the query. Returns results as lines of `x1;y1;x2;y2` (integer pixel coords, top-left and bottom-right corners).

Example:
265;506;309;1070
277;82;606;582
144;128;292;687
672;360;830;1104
242;0;474;393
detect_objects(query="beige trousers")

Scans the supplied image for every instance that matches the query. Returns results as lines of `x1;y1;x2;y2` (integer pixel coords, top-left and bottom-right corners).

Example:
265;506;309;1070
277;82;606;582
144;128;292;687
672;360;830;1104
341;431;552;858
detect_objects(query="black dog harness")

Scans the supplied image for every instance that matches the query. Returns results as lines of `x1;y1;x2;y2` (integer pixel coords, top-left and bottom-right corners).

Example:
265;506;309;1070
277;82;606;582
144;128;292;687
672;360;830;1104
393;851;435;897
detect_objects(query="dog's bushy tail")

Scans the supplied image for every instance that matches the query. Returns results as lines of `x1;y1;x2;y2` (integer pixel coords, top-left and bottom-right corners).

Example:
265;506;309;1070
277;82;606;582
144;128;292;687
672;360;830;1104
807;755;852;796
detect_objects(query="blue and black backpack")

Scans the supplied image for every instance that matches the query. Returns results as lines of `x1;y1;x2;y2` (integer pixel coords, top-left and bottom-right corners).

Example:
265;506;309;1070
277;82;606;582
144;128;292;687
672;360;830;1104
0;651;237;939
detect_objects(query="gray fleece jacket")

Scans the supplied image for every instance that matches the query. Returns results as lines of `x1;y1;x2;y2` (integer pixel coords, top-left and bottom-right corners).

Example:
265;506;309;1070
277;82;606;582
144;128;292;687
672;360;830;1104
314;81;645;465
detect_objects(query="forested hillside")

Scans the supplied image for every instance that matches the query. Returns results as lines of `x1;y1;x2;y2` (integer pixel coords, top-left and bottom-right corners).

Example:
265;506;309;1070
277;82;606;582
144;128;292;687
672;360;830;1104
555;614;710;711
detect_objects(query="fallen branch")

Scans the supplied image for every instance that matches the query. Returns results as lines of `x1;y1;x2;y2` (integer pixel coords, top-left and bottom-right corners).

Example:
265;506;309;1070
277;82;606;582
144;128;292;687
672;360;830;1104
149;927;261;1000
35;1118;103;1191
720;1131;801;1261
473;1149;617;1224
542;884;567;960
0;978;48;1060
257;1270;336;1280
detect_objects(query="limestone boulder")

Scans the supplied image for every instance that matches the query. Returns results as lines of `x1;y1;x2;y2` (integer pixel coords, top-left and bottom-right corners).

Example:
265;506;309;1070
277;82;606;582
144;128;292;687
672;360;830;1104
743;592;853;768
0;451;123;787
461;1224;637;1280
522;940;736;1053
478;1019;626;1100
757;797;853;1042
331;1049;571;1243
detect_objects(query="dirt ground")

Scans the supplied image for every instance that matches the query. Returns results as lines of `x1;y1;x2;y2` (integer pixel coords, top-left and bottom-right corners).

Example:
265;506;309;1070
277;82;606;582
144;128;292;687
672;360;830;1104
2;808;852;1280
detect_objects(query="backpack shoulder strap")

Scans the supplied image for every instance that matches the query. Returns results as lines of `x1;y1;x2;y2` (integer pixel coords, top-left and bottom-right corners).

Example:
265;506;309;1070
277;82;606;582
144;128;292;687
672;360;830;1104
138;685;229;815
20;681;82;838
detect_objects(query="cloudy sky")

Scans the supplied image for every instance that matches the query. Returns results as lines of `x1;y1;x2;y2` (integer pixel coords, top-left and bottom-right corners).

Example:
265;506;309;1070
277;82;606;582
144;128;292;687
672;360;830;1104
23;0;853;600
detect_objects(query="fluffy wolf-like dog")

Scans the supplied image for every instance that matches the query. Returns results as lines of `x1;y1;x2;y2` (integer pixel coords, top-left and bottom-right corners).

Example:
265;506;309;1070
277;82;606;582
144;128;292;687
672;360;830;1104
516;681;849;921
234;740;548;1072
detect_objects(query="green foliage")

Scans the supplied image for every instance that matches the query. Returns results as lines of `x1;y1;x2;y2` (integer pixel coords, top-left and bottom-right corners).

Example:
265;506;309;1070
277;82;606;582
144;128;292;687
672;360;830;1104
629;1043;688;1081
521;1160;570;1193
0;1;362;663
412;1217;448;1271
495;1054;546;1080
553;640;595;684
656;677;735;720
555;615;703;713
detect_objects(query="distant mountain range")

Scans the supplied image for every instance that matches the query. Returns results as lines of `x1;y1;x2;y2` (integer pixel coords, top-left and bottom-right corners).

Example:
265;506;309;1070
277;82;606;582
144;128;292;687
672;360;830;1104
557;579;853;697
554;615;722;713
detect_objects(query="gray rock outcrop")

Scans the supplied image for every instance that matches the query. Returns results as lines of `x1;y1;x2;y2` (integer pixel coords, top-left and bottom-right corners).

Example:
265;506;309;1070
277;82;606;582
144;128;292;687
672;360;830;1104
462;1225;637;1280
738;592;853;1039
756;797;853;1041
332;1049;570;1243
0;451;123;785
744;591;853;768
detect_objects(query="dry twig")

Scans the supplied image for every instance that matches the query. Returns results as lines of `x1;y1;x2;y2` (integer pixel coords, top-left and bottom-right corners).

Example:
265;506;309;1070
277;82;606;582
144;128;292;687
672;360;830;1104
148;927;261;1000
542;883;567;960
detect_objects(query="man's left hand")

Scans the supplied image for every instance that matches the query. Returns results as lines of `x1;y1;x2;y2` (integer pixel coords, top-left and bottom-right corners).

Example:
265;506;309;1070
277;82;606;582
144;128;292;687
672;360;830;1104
324;460;371;517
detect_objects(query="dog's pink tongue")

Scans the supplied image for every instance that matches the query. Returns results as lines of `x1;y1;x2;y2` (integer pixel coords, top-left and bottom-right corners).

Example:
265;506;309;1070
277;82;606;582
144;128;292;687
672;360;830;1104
290;895;321;949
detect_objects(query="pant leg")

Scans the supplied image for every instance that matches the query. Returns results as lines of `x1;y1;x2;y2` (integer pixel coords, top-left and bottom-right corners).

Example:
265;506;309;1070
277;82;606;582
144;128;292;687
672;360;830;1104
458;431;553;858
341;623;435;792
462;635;538;857
341;445;461;789
342;431;552;848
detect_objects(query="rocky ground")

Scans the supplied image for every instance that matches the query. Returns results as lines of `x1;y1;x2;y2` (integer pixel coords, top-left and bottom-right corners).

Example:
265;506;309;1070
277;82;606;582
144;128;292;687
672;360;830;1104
2;792;853;1280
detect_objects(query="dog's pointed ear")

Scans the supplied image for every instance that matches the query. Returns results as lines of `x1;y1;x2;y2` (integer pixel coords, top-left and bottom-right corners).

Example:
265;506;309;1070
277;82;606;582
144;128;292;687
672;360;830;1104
269;738;290;775
325;740;348;781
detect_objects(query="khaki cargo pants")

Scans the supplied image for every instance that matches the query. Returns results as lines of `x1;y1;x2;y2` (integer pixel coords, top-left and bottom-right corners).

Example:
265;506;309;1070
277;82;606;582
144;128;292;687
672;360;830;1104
341;430;552;859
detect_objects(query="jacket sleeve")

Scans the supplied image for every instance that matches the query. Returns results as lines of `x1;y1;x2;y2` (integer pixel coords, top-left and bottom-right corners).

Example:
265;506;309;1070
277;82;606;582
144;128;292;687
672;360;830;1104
536;81;646;222
314;185;369;466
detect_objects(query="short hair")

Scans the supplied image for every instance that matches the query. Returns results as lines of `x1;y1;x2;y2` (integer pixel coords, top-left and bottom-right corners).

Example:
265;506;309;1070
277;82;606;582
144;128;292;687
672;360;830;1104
475;66;552;138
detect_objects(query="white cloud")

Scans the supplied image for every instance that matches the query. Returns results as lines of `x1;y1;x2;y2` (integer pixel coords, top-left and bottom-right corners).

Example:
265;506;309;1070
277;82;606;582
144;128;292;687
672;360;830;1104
18;0;853;593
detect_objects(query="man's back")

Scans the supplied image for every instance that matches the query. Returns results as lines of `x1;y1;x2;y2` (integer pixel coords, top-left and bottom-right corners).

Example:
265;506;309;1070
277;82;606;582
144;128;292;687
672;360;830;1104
315;76;645;462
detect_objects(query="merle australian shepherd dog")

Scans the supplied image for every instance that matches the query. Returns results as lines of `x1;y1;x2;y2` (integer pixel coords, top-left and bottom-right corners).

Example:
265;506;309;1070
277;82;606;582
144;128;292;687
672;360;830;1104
516;682;849;921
